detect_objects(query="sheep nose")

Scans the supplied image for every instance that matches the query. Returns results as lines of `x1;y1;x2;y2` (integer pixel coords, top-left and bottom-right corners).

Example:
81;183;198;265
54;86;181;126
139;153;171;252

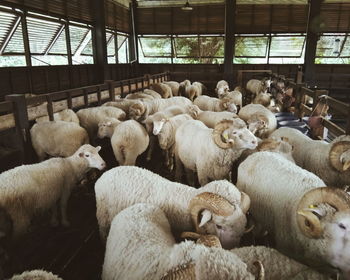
252;140;257;145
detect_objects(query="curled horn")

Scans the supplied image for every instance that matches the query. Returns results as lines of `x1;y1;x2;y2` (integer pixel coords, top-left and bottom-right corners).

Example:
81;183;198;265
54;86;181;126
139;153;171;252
161;263;196;280
197;235;222;248
131;102;146;115
253;261;265;280
329;140;350;172
212;120;235;149
180;231;201;240
240;192;251;214
297;187;350;238
189;192;235;233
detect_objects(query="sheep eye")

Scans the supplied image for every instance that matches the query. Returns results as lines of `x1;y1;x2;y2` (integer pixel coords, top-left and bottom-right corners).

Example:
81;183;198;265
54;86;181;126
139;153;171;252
85;154;90;158
339;223;346;230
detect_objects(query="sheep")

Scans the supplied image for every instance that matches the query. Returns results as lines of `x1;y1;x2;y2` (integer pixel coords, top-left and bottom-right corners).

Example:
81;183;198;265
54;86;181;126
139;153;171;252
192;81;206;96
150;83;173;98
271;127;350;188
143;88;162;99
97;119;149;166
252;92;271;107
125;92;155;100
144;105;190;135
175;119;257;186
102;99;139;114
184;83;201;101
220;90;243;110
10;269;62;280
35;109;79;124
163;81;180;96
246;79;269;99
157;114;193;170
0;144;105;238
188;105;237;128
237;151;350;278
76;106;126;142
194;95;237;113
178;79;191;96
128;96;192;122
30;121;89;161
95;165;251;248
215;80;229;98
102;203;261;280
238;104;277;138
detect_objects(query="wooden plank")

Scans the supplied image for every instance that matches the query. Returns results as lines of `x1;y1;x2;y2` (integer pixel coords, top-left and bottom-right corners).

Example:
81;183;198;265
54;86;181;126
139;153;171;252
325;96;349;116
322;118;345;136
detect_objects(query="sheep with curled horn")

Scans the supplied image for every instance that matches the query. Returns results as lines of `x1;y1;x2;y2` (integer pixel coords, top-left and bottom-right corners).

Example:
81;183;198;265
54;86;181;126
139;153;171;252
271;127;350;188
237;151;350;279
175;118;257;186
238;104;277;138
95;166;251;249
102;203;266;280
194;95;238;113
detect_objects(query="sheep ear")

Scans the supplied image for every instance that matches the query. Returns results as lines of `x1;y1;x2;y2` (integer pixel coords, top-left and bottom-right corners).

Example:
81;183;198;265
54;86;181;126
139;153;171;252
199;210;212;227
106;122;112;126
96;146;101;152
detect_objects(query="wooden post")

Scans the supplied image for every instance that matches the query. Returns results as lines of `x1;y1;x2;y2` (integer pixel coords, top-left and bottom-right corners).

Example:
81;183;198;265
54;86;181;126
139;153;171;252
46;95;54;121
5;94;31;163
346;105;350;135
129;0;139;63
106;80;115;101
223;0;236;87
304;0;322;87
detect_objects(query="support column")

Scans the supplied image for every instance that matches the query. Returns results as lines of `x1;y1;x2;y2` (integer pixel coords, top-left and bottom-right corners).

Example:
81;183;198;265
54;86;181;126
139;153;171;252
223;0;236;87
92;0;107;82
129;0;139;64
304;0;322;86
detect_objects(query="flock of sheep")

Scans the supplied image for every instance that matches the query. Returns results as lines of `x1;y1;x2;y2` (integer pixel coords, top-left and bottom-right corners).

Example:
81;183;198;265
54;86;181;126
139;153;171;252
0;75;349;280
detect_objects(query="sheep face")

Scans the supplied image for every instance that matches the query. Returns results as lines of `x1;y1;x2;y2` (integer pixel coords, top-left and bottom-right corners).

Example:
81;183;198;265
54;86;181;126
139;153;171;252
153;120;166;135
158;125;172;150
325;210;350;279
129;103;145;121
224;126;258;150
97;121;116;139
198;209;247;249
75;145;106;170
217;86;229;98
222;100;238;113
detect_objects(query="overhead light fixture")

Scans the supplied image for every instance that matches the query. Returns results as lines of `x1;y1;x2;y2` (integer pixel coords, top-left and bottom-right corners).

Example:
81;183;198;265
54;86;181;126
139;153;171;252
182;0;193;11
333;38;341;55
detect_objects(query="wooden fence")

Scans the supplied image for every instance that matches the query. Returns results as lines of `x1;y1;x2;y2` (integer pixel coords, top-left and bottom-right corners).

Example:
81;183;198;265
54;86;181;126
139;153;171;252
0;71;170;166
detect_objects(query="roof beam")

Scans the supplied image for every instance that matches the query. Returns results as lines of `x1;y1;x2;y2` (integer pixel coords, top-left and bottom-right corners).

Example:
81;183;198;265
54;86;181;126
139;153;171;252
0;15;21;55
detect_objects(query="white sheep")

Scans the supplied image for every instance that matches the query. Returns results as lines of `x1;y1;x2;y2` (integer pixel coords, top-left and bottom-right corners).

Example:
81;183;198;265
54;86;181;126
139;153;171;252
175;119;257;186
30;121;89;161
95;166;251;249
76;106;126;142
271;127;350;188
237;151;350;279
143;88;162;99
238;104;277;138
125;92;155;100
183;83;201;101
144;105;190;135
102;99;139;114
194;95;237;113
128;96;192;122
215;80;229;98
97;119;149;166
150;83;173;98
189;105;237;128
178;79;191;96
163;81;180;96
220;90;243;110
157;114;193;170
35;109;79;124
246;79;269;97
192;81;206;96
10;269;62;280
252;92;272;107
0;144;105;238
102;203;260;280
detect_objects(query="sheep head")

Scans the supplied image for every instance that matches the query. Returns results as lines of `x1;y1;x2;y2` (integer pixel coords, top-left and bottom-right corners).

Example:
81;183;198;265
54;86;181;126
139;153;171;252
220;98;237;113
97;118;120;139
257;137;294;162
129;102;146;121
247;115;269;137
213;119;257;150
329;136;350;172
189;191;250;249
188;105;202;119
75;144;106;171
296;187;350;278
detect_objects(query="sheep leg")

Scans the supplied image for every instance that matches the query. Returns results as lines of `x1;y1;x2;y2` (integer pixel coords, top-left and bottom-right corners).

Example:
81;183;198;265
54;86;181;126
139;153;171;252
185;168;195;186
174;148;183;182
60;190;71;227
113;145;125;166
198;169;209;186
146;135;156;161
123;151;137;166
168;145;175;171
